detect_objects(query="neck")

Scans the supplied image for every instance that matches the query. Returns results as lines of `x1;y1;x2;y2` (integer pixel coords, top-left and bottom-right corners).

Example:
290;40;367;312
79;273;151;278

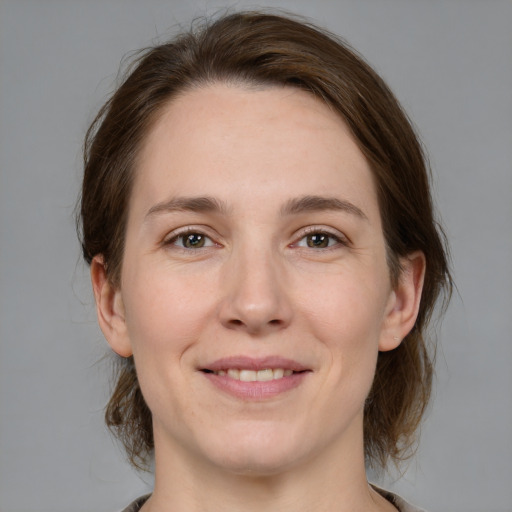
142;419;395;512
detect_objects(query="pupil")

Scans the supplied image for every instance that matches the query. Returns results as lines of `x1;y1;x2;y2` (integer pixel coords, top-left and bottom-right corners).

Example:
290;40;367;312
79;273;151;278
185;233;204;248
307;234;328;248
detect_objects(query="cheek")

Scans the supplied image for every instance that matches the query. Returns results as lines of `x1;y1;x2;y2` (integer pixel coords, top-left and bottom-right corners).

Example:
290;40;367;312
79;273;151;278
119;270;215;418
120;266;218;401
299;275;387;345
123;261;216;343
297;271;388;389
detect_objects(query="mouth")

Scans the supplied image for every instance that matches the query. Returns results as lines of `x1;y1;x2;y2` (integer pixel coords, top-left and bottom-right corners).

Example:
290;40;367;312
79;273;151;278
200;357;311;400
202;368;297;381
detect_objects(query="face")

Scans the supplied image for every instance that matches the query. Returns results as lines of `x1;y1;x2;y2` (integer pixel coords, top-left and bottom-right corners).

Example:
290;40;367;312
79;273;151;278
95;83;420;476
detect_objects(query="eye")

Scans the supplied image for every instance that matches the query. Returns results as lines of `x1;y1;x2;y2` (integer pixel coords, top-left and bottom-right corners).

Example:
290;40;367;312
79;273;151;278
167;231;216;249
294;230;345;249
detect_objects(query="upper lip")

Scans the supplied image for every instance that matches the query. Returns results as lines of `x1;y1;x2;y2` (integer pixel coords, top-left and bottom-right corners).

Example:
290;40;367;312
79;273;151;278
201;356;310;372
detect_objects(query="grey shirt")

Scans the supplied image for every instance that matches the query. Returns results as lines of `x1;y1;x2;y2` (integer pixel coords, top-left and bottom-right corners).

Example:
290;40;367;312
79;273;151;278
120;488;426;512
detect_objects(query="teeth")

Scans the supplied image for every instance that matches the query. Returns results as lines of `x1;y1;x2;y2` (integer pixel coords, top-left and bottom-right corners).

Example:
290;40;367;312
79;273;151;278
227;369;240;379
239;370;257;382
214;368;295;381
273;368;284;379
256;369;274;381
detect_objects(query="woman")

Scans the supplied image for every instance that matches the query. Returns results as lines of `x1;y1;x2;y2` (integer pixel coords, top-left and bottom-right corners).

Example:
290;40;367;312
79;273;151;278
79;11;452;512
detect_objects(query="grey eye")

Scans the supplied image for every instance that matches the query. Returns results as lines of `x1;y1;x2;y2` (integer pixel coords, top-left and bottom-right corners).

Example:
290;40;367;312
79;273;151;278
184;233;206;248
306;233;330;248
173;232;214;249
296;232;340;249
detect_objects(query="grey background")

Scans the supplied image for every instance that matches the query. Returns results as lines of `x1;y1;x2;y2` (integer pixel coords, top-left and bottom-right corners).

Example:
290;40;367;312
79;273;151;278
1;1;511;511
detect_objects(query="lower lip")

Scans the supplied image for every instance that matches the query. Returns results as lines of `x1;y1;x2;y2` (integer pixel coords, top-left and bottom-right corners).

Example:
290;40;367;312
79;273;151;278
203;372;309;400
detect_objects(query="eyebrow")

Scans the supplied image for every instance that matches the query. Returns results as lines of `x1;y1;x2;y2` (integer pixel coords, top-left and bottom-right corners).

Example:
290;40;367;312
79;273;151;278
280;195;368;220
145;194;367;221
145;196;229;219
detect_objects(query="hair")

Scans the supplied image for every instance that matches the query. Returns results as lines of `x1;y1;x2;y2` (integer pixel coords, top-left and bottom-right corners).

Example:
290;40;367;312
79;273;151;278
78;10;452;471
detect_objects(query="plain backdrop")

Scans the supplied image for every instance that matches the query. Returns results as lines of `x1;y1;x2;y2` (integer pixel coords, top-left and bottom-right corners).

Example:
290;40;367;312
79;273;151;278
1;1;511;511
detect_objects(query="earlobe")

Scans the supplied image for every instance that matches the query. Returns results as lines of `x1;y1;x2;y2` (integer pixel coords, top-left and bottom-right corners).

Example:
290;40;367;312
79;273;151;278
379;251;426;352
90;255;133;357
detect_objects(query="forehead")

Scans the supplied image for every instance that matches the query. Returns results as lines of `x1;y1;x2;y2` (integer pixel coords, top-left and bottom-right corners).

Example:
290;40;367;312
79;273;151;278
132;83;380;223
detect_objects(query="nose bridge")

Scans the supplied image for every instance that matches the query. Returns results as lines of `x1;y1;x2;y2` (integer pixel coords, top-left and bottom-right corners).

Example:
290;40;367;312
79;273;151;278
219;234;292;334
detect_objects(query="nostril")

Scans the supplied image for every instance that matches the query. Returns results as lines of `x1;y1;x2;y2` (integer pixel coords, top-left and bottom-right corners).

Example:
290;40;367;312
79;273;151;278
226;318;282;330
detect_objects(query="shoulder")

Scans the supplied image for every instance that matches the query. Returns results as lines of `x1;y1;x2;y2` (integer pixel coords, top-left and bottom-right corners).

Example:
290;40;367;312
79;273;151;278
119;494;151;512
372;485;428;512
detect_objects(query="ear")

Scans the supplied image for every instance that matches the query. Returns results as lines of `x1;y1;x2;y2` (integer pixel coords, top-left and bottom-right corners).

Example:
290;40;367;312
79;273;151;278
90;255;133;357
379;251;426;352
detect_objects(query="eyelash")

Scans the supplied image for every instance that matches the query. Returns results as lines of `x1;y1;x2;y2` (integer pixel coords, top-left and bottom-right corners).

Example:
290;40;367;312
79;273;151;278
163;226;348;252
293;227;348;250
164;227;217;251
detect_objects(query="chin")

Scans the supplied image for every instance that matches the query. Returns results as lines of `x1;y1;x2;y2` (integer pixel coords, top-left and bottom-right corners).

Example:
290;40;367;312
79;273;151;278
212;450;303;477
198;423;313;476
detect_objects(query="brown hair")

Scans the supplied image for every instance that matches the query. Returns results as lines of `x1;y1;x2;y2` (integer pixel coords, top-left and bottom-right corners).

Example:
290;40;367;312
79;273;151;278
79;11;452;470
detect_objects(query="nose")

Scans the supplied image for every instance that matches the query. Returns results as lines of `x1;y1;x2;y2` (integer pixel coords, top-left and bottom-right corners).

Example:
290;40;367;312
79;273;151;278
218;245;293;336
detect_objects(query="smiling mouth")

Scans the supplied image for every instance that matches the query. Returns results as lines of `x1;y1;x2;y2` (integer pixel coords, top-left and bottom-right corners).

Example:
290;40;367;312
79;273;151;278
202;368;298;382
200;357;311;398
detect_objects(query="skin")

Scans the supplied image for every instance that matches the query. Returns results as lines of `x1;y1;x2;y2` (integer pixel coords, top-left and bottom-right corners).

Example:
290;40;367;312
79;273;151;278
92;83;425;512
